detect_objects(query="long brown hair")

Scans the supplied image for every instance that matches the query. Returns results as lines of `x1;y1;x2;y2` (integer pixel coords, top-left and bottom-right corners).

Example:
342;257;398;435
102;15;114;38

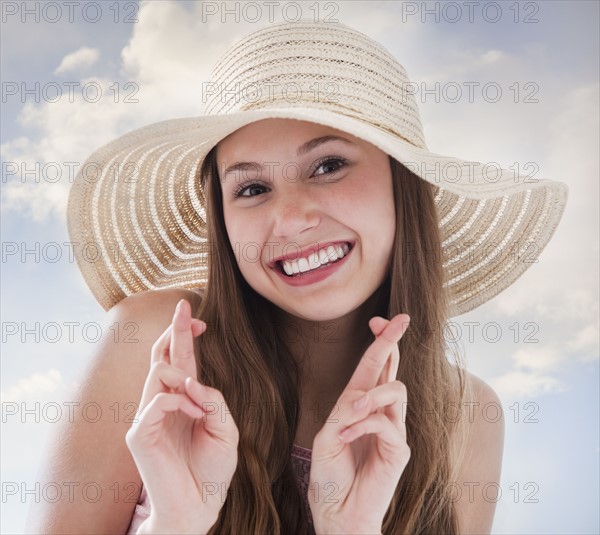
194;145;467;534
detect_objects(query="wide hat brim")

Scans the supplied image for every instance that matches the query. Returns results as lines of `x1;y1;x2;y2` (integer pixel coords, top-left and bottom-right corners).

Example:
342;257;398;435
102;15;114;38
67;106;568;316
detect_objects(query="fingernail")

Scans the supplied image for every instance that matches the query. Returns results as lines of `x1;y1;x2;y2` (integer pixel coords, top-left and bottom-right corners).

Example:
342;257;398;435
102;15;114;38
353;394;368;411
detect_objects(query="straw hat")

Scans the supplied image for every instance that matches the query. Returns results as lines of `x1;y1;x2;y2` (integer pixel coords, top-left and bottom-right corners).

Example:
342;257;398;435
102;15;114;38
67;20;568;316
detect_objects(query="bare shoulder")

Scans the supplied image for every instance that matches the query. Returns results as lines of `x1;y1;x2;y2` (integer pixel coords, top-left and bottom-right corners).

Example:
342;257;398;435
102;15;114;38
465;371;502;406
79;288;204;385
25;288;204;534
462;370;505;449
451;369;505;534
111;287;204;323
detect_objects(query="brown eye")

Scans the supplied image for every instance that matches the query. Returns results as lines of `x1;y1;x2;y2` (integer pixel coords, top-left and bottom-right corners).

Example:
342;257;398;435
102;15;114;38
313;157;347;177
234;183;269;198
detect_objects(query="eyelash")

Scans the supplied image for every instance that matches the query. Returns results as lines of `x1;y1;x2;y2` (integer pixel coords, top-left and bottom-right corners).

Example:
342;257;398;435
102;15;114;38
232;156;348;198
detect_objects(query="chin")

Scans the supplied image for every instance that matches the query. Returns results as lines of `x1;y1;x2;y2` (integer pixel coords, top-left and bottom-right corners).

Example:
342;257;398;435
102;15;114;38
281;299;363;323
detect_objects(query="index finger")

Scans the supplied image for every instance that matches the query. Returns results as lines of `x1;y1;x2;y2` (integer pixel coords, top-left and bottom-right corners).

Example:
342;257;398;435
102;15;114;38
370;317;400;386
347;314;410;392
169;299;200;377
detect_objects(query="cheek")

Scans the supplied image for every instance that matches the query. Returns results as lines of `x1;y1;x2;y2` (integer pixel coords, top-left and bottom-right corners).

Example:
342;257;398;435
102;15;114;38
347;173;396;263
222;206;244;260
223;206;265;270
335;172;395;231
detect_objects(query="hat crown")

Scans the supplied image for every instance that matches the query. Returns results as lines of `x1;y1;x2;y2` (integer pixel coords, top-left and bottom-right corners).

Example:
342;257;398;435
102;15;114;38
203;20;427;149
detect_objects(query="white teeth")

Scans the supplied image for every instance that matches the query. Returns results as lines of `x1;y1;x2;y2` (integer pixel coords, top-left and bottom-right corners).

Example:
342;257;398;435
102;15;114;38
280;242;352;276
298;258;310;272
308;254;320;270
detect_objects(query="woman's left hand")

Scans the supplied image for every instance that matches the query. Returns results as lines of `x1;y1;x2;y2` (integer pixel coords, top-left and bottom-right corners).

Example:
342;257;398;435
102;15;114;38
308;314;411;535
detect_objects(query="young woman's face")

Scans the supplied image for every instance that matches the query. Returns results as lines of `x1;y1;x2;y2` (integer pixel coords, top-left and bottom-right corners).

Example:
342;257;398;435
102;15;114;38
217;119;395;321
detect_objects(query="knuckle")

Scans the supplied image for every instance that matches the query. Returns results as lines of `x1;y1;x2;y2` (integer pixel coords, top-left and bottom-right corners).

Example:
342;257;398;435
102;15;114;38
393;380;407;397
125;427;138;447
148;361;169;382
151;335;164;351
374;412;388;425
380;331;397;344
204;384;225;402
339;391;356;405
362;352;381;371
177;348;195;360
151;339;165;357
150;360;168;373
153;392;170;406
312;429;326;448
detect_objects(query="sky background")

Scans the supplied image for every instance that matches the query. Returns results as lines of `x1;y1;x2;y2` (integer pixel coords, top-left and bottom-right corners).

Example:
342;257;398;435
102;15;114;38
1;1;598;533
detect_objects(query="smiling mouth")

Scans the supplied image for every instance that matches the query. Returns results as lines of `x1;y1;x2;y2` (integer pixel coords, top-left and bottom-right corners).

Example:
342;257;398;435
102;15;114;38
275;242;353;277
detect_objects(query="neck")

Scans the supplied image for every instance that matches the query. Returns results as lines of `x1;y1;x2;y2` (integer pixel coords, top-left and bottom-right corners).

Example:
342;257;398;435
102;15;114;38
273;283;388;413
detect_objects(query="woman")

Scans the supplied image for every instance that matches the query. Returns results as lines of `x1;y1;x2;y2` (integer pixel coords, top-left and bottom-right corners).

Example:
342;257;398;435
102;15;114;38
27;20;568;534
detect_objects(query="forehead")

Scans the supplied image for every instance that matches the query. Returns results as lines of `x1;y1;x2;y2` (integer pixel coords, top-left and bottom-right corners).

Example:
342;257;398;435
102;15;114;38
216;118;362;160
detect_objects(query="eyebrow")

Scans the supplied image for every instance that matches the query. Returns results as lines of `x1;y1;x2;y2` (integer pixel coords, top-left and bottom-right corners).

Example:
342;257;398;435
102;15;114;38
221;135;355;179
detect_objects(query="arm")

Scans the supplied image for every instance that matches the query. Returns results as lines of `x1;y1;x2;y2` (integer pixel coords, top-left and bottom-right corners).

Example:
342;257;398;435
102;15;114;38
453;372;506;534
24;289;202;535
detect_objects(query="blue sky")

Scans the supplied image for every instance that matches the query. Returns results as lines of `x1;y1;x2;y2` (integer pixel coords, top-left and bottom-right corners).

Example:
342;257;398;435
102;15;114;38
1;1;598;533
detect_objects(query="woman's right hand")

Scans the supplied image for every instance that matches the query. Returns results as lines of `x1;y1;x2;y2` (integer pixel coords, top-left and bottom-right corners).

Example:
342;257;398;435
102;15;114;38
125;299;239;534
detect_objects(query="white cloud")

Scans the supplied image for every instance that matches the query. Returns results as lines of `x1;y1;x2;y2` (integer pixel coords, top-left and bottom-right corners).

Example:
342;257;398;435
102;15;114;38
490;344;568;399
1;369;63;403
511;346;565;373
1;368;81;487
487;293;598;398
488;335;594;399
0;1;256;222
1;76;144;221
488;82;599;324
567;323;600;358
54;47;100;75
480;49;505;64
0;175;69;223
119;0;248;116
490;369;564;399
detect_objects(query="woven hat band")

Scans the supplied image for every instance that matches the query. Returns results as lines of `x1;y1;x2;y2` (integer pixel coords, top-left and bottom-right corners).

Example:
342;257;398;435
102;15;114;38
203;21;427;149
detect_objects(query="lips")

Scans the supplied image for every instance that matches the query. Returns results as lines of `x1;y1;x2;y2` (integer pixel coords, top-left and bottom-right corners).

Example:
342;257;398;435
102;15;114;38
269;241;354;277
272;241;354;287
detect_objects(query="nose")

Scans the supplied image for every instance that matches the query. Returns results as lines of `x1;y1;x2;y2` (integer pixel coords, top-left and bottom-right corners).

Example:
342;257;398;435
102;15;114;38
271;188;320;239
